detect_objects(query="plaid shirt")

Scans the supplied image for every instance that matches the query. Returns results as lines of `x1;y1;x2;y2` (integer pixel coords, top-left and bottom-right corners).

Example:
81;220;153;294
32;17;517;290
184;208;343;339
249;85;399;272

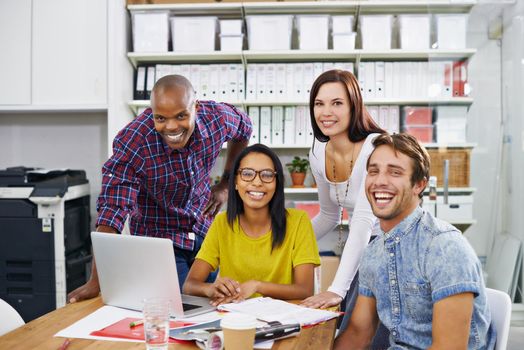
96;101;252;250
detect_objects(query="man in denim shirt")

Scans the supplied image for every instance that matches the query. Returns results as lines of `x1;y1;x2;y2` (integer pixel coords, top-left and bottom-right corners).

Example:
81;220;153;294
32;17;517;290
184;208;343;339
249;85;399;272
335;133;495;350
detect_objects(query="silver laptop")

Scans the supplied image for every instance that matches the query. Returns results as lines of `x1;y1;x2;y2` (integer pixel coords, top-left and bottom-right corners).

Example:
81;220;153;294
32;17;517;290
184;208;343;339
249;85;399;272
91;231;215;318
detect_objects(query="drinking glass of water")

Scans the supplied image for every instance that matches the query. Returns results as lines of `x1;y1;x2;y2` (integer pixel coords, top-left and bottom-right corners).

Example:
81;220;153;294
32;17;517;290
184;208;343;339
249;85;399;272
143;297;171;350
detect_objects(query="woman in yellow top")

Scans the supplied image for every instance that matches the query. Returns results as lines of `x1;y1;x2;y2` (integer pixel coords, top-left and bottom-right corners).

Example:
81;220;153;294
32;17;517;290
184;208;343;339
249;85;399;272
183;143;321;306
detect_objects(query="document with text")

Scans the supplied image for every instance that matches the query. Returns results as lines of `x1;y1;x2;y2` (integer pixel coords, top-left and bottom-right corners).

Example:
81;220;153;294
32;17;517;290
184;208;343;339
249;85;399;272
217;297;339;326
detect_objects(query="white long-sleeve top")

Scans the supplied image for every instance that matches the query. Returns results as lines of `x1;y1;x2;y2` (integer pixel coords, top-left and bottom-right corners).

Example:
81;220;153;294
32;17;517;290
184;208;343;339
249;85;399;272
309;133;378;298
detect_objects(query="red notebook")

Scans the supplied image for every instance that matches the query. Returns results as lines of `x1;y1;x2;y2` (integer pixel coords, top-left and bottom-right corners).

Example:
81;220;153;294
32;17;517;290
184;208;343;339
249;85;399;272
91;317;194;343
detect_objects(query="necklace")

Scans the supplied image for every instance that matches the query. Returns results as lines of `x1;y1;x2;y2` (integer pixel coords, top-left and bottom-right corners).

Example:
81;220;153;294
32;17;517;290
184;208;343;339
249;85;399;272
332;144;356;252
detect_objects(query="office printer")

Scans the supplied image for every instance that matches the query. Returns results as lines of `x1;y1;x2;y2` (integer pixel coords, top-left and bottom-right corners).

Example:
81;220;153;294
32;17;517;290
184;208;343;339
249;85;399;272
0;167;91;322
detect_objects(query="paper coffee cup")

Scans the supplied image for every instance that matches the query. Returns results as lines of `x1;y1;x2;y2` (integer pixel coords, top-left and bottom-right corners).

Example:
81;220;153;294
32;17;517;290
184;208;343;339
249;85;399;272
220;313;257;350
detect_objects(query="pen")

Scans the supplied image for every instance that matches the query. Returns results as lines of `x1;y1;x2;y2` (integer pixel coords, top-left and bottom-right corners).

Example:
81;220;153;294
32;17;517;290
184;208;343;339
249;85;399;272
182;327;222;335
255;323;301;341
58;338;71;350
129;319;144;328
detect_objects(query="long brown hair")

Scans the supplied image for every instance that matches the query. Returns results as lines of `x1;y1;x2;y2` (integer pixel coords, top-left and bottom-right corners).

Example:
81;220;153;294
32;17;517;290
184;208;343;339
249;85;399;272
309;69;384;143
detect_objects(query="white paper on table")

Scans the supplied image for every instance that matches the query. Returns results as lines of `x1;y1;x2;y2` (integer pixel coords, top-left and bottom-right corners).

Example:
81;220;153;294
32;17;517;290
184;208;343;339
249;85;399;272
174;310;223;323
54;305;143;342
217;297;339;326
54;305;222;342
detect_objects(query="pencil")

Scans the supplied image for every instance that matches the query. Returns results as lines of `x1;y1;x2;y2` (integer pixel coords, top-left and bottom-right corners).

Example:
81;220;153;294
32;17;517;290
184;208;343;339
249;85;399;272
129;319;144;328
58;338;71;350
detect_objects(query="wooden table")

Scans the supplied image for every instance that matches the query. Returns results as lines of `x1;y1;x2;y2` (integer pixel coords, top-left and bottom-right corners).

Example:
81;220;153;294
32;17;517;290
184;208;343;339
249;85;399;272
0;297;336;350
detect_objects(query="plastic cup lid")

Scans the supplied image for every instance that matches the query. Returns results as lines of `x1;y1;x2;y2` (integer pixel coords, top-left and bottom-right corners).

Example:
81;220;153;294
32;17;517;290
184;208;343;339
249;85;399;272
220;313;257;330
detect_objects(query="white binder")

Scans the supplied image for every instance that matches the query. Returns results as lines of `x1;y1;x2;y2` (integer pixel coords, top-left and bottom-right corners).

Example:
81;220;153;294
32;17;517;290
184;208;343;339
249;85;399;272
295;106;308;145
293;64;304;101
145;66;156;99
271;106;284;145
246;64;257;101
190;65;201;98
313;62;324;82
227;64;238;101
259;106;272;145
388;105;400;134
199;65;211;100
379;105;389;131
218;65;229;101
208;64;220;100
384;62;393;98
285;64;295;100
303;63;315;99
364;62;376;99
237;64;245;101
275;64;286;101
358;62;366;98
375;61;385;99
265;64;277;101
306;111;314;145
135;66;147;100
256;64;267;101
283;106;296;145
248;106;260;144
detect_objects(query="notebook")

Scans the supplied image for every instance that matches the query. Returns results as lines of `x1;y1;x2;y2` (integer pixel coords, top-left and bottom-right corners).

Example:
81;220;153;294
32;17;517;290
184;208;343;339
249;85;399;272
91;231;215;318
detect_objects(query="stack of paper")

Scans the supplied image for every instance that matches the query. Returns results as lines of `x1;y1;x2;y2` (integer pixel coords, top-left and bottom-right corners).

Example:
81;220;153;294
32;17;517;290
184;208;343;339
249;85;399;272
217;297;339;326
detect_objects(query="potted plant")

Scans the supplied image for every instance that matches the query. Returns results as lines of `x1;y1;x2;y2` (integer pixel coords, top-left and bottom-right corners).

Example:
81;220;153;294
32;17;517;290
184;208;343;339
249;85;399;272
286;156;310;188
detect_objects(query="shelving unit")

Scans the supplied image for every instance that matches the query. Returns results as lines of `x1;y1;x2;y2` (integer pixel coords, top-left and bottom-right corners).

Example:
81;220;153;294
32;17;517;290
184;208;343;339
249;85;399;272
128;1;476;15
128;97;473;114
127;52;242;67
125;0;477;232
242;1;476;15
127;49;476;68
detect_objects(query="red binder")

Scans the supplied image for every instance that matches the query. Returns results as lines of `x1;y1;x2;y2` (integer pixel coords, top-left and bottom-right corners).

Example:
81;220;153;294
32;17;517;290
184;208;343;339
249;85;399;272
91;317;194;343
453;61;468;97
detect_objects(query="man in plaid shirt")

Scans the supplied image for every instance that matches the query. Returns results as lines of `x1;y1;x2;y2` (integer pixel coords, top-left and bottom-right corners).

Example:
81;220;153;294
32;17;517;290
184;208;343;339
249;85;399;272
68;75;252;303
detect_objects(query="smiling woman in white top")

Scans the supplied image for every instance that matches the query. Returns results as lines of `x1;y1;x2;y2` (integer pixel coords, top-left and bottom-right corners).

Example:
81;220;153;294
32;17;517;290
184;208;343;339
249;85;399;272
300;70;387;341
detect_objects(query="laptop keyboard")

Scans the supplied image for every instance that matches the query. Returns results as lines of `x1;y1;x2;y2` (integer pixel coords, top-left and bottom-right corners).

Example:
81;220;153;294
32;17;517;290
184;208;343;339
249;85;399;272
182;303;200;311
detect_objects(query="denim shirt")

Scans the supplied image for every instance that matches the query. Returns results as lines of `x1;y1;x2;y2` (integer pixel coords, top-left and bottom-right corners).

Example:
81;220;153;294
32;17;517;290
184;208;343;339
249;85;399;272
359;206;496;350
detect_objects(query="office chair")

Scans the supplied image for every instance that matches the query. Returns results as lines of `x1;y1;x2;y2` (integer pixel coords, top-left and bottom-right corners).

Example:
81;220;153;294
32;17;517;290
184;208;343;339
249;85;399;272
0;298;25;336
486;287;512;350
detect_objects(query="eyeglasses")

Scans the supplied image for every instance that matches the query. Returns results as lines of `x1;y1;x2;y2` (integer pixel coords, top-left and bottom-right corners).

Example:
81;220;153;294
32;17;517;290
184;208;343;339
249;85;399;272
237;168;277;183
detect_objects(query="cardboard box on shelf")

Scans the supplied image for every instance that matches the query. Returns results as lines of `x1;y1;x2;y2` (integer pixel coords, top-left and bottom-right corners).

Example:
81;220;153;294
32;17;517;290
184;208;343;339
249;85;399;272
427;148;470;187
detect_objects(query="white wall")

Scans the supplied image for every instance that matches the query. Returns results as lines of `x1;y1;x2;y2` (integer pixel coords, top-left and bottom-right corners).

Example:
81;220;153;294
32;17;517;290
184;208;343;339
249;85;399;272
0;113;108;228
463;3;505;256
502;0;524;297
0;0;109;228
502;0;524;240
